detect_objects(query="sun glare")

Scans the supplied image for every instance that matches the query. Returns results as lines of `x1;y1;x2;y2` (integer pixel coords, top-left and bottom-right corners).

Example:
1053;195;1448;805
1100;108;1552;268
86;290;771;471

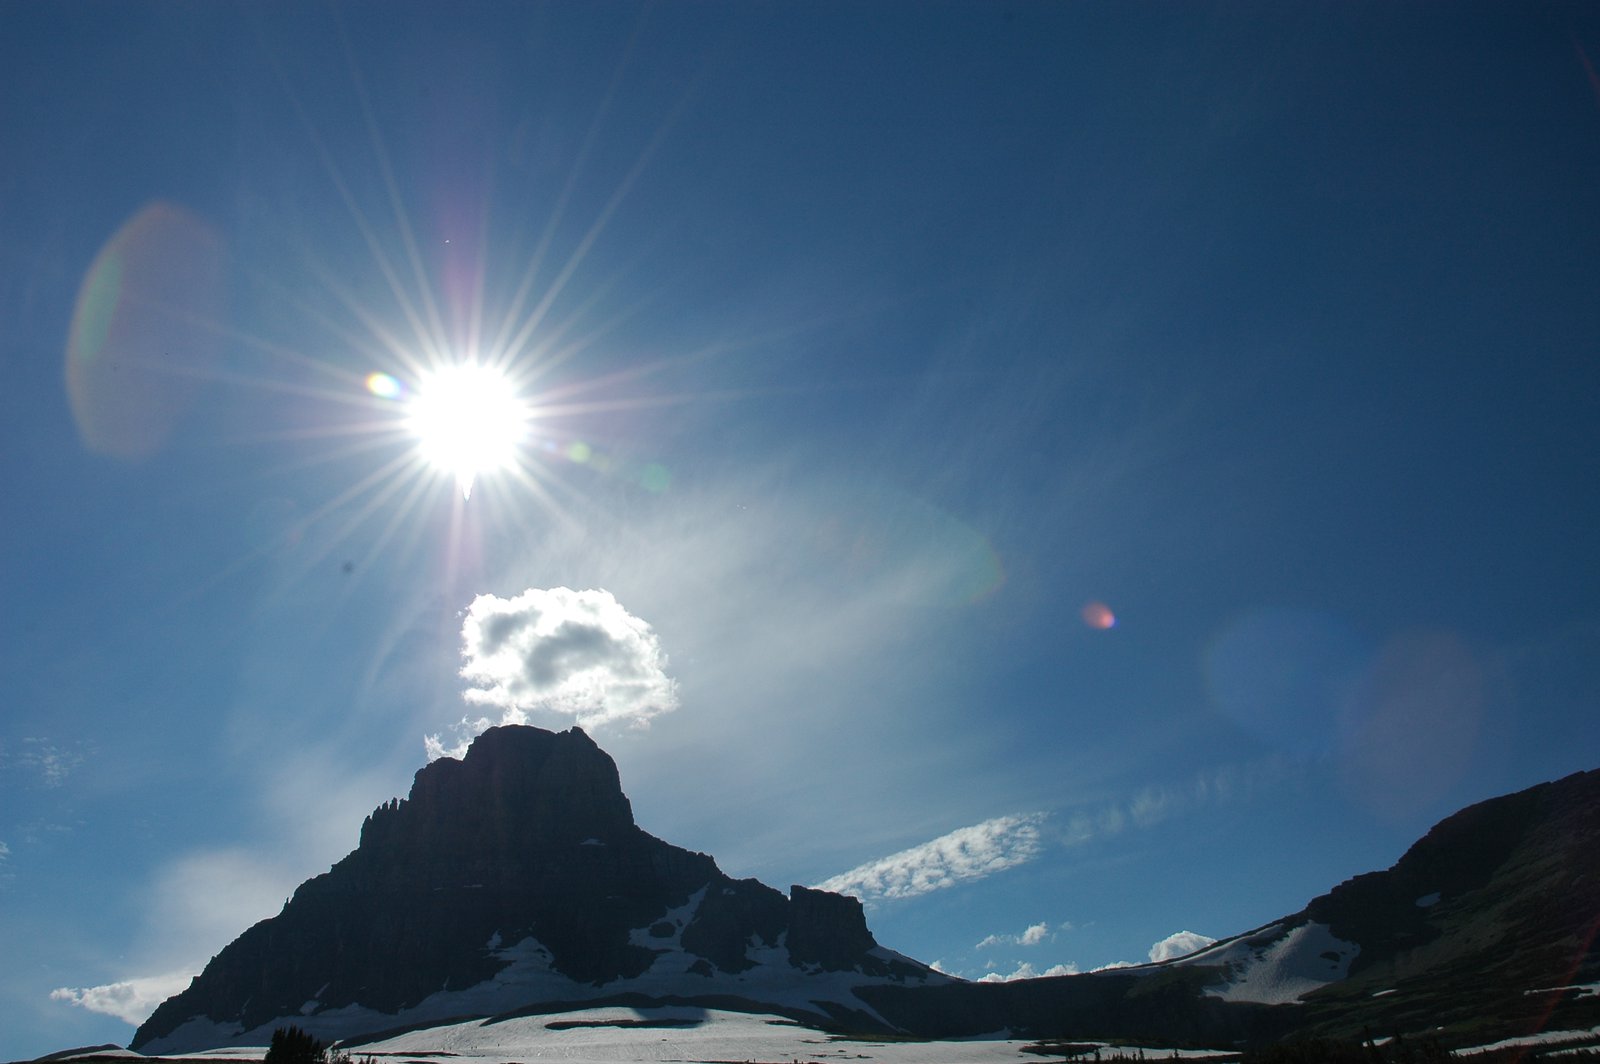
406;362;529;500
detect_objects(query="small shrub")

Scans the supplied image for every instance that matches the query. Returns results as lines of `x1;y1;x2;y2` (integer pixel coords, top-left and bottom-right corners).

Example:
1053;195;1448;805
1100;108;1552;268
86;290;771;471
265;1025;326;1064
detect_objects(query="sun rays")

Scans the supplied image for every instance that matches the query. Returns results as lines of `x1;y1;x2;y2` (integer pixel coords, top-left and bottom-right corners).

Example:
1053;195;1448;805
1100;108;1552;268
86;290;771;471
191;9;710;600
65;11;795;629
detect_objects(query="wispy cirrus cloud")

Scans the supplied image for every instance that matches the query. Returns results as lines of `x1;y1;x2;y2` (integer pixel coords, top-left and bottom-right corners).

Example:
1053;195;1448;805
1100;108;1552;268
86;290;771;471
815;813;1045;901
1;737;86;787
1061;759;1291;849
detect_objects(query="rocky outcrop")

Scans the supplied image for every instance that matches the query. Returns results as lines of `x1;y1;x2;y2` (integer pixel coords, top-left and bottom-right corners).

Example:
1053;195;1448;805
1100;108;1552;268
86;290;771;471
131;726;932;1052
787;886;878;968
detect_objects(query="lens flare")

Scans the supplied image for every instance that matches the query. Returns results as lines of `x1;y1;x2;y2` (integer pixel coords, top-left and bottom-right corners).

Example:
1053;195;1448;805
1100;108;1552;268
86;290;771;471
1082;601;1116;629
365;372;403;399
1338;630;1484;822
1205;608;1368;756
64;202;227;460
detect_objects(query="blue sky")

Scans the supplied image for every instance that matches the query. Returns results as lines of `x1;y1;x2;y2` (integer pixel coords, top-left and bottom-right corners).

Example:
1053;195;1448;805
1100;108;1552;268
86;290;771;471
4;2;1600;1057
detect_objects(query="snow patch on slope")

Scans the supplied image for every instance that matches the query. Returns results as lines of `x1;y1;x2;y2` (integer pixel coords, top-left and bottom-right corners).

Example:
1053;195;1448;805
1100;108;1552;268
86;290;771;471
1457;1026;1600;1055
141;888;946;1054
1182;922;1358;1005
626;887;704;950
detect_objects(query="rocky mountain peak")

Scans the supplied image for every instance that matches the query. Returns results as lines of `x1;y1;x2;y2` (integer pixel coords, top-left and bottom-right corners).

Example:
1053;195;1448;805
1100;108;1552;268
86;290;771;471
358;725;635;858
131;725;937;1054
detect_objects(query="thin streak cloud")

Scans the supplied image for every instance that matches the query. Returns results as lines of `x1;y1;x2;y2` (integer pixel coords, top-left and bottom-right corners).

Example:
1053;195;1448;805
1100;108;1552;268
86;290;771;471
815;813;1046;901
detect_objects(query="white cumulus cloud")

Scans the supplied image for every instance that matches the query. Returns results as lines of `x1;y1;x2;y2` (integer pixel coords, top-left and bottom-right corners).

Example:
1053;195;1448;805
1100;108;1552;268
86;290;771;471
977;961;1079;982
1092;930;1219;971
51;970;195;1025
977;920;1054;949
1149;930;1217;962
814;813;1045;900
442;587;677;747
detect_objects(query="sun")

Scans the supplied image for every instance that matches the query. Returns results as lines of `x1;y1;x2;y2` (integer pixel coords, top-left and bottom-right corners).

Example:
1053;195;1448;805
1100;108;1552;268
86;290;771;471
403;362;530;500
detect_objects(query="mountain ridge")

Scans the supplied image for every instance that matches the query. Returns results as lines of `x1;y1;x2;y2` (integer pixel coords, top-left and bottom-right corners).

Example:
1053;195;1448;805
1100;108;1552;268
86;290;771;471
857;766;1600;1045
129;728;1600;1053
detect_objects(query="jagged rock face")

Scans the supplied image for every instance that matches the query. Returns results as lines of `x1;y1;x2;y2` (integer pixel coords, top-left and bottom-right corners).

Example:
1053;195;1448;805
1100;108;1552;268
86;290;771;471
132;726;916;1051
788;885;876;970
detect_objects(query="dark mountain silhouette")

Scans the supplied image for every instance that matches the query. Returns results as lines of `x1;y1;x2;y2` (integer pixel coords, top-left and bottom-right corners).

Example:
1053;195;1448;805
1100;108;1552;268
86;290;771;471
1289;764;1600;1043
132;726;937;1053
131;726;1600;1053
860;767;1600;1047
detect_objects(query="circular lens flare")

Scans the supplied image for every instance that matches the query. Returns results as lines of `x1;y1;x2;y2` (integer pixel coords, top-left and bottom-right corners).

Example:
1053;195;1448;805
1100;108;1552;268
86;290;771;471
1082;601;1117;630
365;372;403;399
406;362;528;499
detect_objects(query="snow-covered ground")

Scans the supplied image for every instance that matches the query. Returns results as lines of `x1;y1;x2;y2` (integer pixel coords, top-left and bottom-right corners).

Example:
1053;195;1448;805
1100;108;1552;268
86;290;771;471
359;1007;1032;1063
1454;1025;1600;1056
57;1008;1241;1064
54;1009;1600;1064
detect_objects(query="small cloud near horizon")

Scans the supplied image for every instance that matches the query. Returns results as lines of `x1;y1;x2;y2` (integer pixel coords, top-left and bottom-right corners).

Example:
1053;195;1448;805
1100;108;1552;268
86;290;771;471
976;920;1058;949
977;961;1079;982
1149;930;1217;962
51;970;196;1026
815;813;1045;901
1092;930;1220;971
428;587;678;757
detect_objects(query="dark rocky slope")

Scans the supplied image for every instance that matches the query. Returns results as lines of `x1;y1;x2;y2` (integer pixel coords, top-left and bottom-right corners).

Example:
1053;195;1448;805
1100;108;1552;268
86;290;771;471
859;768;1600;1048
1289;766;1600;1044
